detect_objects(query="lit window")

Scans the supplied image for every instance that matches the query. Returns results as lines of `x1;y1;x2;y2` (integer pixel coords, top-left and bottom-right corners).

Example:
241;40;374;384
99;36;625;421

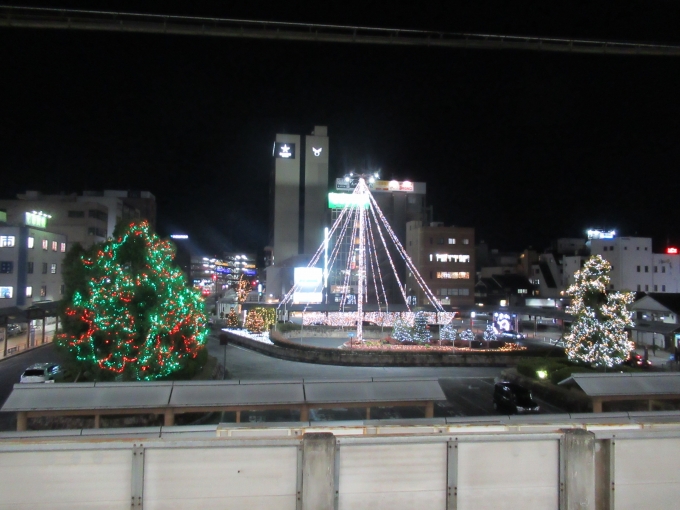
51;241;57;252
0;286;13;299
463;239;470;245
50;263;57;274
26;286;32;298
60;242;66;252
448;238;456;244
436;272;470;279
27;237;34;249
40;286;47;297
0;236;15;247
434;254;471;263
42;239;48;250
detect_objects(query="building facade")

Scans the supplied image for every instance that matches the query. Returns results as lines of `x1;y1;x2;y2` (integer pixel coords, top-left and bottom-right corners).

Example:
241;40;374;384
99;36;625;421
0;223;67;308
405;221;475;308
267;126;329;300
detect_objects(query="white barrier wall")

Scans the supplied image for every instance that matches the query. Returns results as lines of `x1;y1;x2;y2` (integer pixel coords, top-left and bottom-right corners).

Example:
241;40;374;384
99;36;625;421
1;420;680;510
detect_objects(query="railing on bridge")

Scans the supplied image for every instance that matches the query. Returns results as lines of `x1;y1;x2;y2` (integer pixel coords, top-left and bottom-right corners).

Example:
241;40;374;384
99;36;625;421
1;414;679;509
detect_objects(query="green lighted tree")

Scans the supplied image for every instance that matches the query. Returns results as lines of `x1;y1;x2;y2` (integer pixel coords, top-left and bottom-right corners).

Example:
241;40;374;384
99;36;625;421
565;255;635;368
57;221;207;381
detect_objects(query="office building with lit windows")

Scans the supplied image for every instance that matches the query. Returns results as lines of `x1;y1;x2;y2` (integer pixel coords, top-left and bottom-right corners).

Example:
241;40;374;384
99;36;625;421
0;213;68;308
405;221;475;307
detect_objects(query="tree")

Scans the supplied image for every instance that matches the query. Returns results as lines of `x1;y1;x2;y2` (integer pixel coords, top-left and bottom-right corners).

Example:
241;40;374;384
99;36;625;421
225;308;241;328
459;328;474;346
391;316;412;342
483;324;497;347
245;309;265;334
56;221;207;381
412;311;431;344
440;321;457;342
253;306;276;331
565;255;635;368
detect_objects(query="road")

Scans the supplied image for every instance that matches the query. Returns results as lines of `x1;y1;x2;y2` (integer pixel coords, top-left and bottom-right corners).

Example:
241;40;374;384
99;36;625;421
0;335;567;430
0;344;67;431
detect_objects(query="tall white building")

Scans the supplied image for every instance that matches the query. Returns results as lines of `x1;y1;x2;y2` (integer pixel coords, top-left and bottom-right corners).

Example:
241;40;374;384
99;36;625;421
267;126;329;300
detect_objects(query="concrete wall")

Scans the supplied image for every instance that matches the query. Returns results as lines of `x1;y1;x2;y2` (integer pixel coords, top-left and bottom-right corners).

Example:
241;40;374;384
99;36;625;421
224;330;522;367
2;418;680;509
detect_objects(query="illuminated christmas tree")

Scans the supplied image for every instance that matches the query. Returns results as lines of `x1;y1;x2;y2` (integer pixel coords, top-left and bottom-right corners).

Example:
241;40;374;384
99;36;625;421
483;324;497;346
57;221;207;381
245;309;265;334
412;311;431;344
565;255;635;368
391;316;412;342
226;308;241;328
440;321;457;342
459;328;474;346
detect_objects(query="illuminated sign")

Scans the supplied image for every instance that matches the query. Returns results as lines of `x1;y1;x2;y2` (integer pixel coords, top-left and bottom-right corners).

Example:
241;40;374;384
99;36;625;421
328;193;370;209
242;268;257;276
431;254;471;263
0;286;13;299
25;211;50;229
274;142;295;159
312;147;322;156
587;229;616;240
494;312;512;332
668;247;678;254
335;178;417;193
293;267;323;304
170;234;189;240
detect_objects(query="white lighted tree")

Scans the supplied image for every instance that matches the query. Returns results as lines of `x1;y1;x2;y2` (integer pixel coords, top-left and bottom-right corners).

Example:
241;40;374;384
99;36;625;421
440;322;457;342
565;255;635;368
483;324;497;347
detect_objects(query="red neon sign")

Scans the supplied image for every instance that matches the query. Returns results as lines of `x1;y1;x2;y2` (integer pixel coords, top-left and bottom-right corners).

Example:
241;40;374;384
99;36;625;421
667;247;678;254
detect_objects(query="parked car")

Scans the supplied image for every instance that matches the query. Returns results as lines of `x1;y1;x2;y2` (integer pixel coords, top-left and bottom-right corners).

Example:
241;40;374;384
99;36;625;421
20;363;64;383
499;330;525;341
493;382;540;414
7;324;22;336
623;353;652;369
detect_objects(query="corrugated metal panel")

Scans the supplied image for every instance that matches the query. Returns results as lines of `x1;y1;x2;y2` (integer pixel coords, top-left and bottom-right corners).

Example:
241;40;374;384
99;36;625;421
457;440;559;510
1;383;171;411
615;438;680;510
170;381;304;407
305;379;445;404
143;446;298;510
566;373;680;397
338;443;447;510
0;449;131;510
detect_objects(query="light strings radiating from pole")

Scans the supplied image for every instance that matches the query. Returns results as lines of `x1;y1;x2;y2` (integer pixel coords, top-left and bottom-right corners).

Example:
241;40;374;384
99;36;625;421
279;176;444;341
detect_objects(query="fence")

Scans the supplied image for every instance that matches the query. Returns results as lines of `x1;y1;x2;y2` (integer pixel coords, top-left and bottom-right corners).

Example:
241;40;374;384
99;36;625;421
1;415;679;509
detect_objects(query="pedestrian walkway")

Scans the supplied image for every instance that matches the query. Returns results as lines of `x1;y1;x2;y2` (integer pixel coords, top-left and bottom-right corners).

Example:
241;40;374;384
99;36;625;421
0;326;56;361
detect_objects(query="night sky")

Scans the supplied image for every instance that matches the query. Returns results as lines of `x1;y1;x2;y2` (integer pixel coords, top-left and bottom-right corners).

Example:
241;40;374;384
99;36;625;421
2;1;680;260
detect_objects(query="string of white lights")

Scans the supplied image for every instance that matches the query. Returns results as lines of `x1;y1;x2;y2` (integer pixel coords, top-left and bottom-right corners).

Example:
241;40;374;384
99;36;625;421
365;186;444;311
365;186;410;308
365;215;383;310
365;207;389;309
340;203;360;311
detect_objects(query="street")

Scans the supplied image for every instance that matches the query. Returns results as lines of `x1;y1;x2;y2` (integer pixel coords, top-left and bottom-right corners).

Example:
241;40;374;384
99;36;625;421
0;333;568;431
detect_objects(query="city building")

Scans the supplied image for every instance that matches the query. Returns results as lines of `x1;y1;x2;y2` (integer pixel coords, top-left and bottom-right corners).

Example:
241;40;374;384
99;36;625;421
326;178;430;304
267;126;329;300
0;190;156;251
405;221;475;308
630;293;680;350
0;212;67;308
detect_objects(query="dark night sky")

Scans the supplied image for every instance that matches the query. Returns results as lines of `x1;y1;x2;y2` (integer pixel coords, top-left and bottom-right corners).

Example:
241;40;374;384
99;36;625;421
2;1;680;259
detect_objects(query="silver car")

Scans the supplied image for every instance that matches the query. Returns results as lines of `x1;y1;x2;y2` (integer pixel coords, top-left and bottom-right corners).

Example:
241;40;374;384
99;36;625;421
20;363;63;383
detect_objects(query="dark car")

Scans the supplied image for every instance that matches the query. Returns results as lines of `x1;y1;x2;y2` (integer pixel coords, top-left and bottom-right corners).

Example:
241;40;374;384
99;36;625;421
623;353;652;369
499;330;525;341
493;382;540;414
